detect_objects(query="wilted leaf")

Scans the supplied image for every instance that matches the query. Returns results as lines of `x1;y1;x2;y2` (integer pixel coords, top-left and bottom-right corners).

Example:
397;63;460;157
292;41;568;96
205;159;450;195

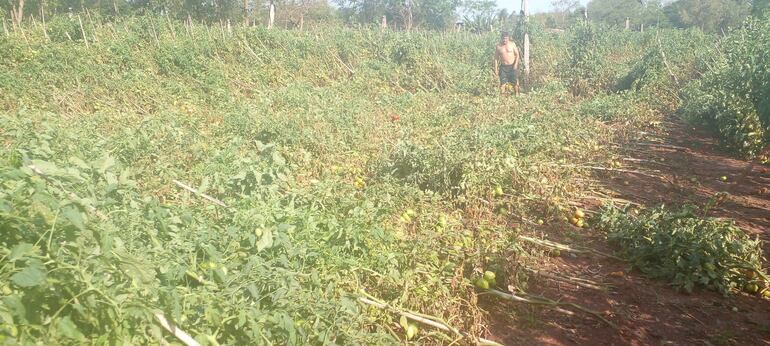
256;227;273;252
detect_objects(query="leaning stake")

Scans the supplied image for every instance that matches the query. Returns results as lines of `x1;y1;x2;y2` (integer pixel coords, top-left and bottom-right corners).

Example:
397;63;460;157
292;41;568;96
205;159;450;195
155;312;201;346
358;297;503;346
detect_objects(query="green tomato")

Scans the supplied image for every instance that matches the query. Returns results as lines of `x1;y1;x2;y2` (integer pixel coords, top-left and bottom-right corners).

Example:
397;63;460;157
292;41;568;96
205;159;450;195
406;324;419;340
438;215;448;227
483;271;496;281
474;278;490;290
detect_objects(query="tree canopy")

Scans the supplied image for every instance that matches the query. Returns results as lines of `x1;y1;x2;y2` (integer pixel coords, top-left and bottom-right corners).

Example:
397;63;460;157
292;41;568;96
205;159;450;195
582;0;756;32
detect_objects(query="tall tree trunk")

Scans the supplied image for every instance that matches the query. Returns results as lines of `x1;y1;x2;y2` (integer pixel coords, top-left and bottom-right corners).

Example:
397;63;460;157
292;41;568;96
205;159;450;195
16;0;25;25
299;13;304;31
243;0;248;26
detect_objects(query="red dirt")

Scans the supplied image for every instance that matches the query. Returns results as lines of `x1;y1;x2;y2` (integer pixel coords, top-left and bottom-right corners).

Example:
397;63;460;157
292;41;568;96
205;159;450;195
487;119;770;345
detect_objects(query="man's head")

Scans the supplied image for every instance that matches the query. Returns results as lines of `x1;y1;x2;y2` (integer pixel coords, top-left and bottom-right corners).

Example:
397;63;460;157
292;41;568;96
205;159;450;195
501;31;510;44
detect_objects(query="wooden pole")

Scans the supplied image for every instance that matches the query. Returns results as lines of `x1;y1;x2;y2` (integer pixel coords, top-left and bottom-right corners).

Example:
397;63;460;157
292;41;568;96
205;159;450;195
41;4;49;41
154;313;201;346
149;18;160;47
166;12;176;39
381;15;387;31
405;0;413;31
522;0;530;90
268;1;275;29
10;5;18;30
16;0;25;27
78;14;89;48
86;8;98;42
299;13;304;31
243;0;249;26
625;17;630;30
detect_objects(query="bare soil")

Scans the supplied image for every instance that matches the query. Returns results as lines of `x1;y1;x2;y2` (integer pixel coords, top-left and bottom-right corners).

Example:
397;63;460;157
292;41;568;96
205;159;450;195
487;118;770;345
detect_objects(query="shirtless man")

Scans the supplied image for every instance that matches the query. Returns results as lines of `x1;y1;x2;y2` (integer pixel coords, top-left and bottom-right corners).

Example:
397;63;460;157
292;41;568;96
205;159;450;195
494;31;520;96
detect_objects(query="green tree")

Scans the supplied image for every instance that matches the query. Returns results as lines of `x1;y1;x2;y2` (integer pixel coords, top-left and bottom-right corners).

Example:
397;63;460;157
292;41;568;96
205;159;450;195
587;0;642;26
458;0;496;32
664;0;750;32
752;0;770;16
336;0;459;30
551;0;579;28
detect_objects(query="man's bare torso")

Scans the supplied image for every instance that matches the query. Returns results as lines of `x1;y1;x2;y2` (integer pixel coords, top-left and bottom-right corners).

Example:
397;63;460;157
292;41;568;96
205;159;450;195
496;42;519;67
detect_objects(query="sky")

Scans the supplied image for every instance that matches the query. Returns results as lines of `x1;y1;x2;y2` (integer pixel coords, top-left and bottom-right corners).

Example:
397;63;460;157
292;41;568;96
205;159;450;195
496;0;590;14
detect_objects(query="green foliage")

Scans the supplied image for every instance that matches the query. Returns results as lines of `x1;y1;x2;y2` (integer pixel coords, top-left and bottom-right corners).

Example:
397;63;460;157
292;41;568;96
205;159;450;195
599;204;766;295
0;18;623;344
587;0;669;28
664;0;751;33
335;0;460;29
2;15;769;344
753;0;770;16
681;17;770;158
560;22;640;96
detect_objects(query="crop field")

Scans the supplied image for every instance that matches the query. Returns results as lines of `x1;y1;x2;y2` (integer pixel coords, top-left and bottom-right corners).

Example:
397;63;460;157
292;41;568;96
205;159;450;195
1;14;769;345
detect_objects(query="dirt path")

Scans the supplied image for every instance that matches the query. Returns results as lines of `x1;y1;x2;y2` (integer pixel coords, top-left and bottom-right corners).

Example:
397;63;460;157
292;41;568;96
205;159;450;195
488;119;770;345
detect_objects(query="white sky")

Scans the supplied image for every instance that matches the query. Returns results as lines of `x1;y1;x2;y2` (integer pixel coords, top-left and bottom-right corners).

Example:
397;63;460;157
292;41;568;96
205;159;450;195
496;0;591;14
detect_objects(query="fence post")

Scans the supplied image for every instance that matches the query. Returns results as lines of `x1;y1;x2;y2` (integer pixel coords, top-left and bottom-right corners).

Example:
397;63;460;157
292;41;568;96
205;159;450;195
522;0;530;91
78;14;89;48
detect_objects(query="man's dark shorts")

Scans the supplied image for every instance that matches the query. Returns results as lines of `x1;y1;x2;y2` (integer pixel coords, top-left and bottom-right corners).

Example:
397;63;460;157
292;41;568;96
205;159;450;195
499;64;519;85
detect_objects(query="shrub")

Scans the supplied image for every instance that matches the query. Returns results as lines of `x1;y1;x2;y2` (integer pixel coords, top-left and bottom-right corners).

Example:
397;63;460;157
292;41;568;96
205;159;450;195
599;204;767;295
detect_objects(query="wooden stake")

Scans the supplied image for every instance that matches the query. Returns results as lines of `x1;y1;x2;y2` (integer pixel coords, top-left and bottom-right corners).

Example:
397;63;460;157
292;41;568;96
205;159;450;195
268;1;275;29
521;0;530;91
483;290;618;329
172;180;229;208
106;23;116;40
154;313;201;346
165;13;176;39
40;5;49;41
299;13;304;31
15;0;25;27
78;14;89;48
86;8;98;42
243;0;249;26
149;18;160;47
358;297;503;346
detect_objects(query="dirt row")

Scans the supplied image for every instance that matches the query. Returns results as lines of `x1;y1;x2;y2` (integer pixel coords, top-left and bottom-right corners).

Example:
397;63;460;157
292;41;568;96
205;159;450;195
489;119;770;345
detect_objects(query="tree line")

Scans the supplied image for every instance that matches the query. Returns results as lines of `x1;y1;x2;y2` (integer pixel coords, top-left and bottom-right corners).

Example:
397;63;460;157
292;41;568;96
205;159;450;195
2;0;768;32
548;0;769;32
